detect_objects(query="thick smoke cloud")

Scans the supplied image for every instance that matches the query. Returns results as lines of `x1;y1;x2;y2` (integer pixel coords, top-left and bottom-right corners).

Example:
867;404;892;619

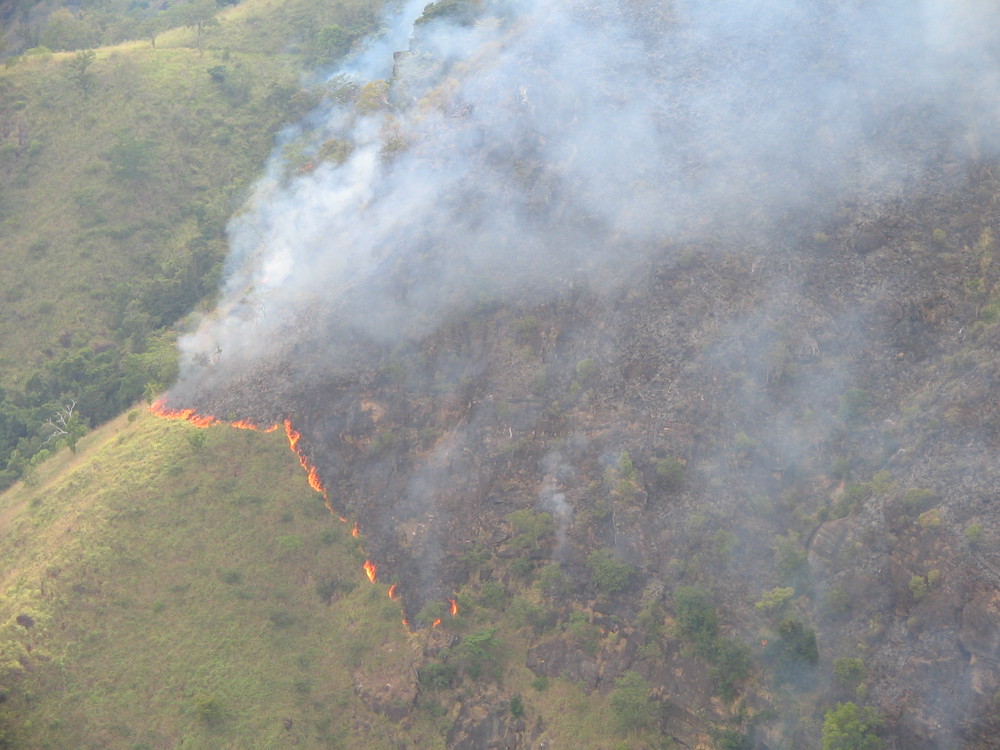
173;0;1000;386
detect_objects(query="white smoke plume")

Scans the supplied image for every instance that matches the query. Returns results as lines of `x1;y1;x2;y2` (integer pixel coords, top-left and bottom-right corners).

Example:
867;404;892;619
171;0;1000;388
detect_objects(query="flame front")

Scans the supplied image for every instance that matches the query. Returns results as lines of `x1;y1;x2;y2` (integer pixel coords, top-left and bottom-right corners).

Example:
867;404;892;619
153;400;406;626
150;399;220;428
151;399;282;432
448;598;458;616
282;419;328;498
283;419;302;453
432;618;442;628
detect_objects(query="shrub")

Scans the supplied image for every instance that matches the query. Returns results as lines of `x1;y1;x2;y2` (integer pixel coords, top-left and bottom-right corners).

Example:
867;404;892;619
903;488;936;513
821;702;884;750
965;523;984;545
509;694;525;718
507;509;555;552
610;671;656;734
587;549;634;593
673;586;718;652
192;693;223;725
709;638;752;700
839;389;872;425
908;575;929;601
776;617;819;665
417;662;457;690
655;456;686;491
833;657;866;688
754;586;795;616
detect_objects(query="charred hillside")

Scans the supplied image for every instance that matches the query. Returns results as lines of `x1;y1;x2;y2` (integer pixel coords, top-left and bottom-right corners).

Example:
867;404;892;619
163;160;1000;748
155;0;1000;747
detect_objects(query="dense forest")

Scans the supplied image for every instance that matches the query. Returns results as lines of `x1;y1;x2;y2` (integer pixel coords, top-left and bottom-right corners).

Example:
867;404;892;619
2;1;1000;749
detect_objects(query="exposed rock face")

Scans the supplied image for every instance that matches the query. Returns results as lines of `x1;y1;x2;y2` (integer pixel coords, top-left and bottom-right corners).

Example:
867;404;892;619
353;643;420;722
446;691;526;750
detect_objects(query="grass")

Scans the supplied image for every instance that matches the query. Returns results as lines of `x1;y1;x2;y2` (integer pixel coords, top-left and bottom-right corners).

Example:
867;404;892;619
0;407;673;748
0;411;424;748
0;34;307;389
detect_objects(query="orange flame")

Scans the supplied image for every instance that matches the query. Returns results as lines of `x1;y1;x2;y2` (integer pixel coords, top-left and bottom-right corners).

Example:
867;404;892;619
230;419;278;433
281;418;329;499
448;598;458;616
432;618;442;628
283;419;302;452
151;399;282;432
388;583;398;600
150;399;220;428
364;560;377;583
351;522;360;538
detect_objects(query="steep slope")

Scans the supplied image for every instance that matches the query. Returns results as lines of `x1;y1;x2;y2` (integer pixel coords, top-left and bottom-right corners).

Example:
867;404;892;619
152;0;1000;747
4;0;1000;748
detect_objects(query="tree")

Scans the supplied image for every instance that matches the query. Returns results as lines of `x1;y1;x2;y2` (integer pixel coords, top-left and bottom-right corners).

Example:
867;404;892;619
610;671;657;734
42;9;100;51
43;399;87;452
822;702;885;750
507;509;554;552
68;49;97;93
170;0;219;53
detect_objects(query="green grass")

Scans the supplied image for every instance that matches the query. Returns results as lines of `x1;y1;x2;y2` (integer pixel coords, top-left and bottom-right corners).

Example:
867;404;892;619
0;39;308;389
0;411;429;748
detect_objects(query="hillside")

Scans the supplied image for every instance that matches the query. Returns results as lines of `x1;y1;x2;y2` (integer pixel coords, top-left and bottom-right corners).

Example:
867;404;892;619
4;0;1000;749
0;0;382;492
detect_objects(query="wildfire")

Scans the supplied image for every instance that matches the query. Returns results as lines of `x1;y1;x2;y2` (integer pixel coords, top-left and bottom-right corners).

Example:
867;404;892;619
282;419;329;498
448;598;458;616
229;419;277;433
150;399;285;433
283;419;303;453
150;399;219;428
152;399;410;627
432;618;442;628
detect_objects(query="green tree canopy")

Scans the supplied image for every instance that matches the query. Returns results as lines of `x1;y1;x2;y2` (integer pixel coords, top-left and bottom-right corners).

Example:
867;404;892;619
822;702;885;750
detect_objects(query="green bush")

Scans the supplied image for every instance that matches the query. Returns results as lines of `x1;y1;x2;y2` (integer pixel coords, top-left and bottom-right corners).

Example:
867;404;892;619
673;586;718;652
587;549;634;593
821;702;884;750
833;657;866;689
654;456;686;491
609;671;656;734
417;662;457;690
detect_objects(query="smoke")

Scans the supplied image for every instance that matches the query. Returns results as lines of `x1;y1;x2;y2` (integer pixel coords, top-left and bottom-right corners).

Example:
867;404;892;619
538;444;581;557
159;0;1000;739
170;0;1000;388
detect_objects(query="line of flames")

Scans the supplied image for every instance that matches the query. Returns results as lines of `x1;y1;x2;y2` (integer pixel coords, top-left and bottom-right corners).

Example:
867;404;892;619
151;399;462;632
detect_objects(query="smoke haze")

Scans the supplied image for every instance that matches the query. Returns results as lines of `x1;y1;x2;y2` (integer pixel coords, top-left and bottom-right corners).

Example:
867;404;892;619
170;0;1000;387
157;2;1000;744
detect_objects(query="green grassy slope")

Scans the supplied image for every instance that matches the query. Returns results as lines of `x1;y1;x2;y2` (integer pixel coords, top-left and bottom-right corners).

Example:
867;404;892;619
0;412;426;749
0;0;383;493
0;44;307;386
